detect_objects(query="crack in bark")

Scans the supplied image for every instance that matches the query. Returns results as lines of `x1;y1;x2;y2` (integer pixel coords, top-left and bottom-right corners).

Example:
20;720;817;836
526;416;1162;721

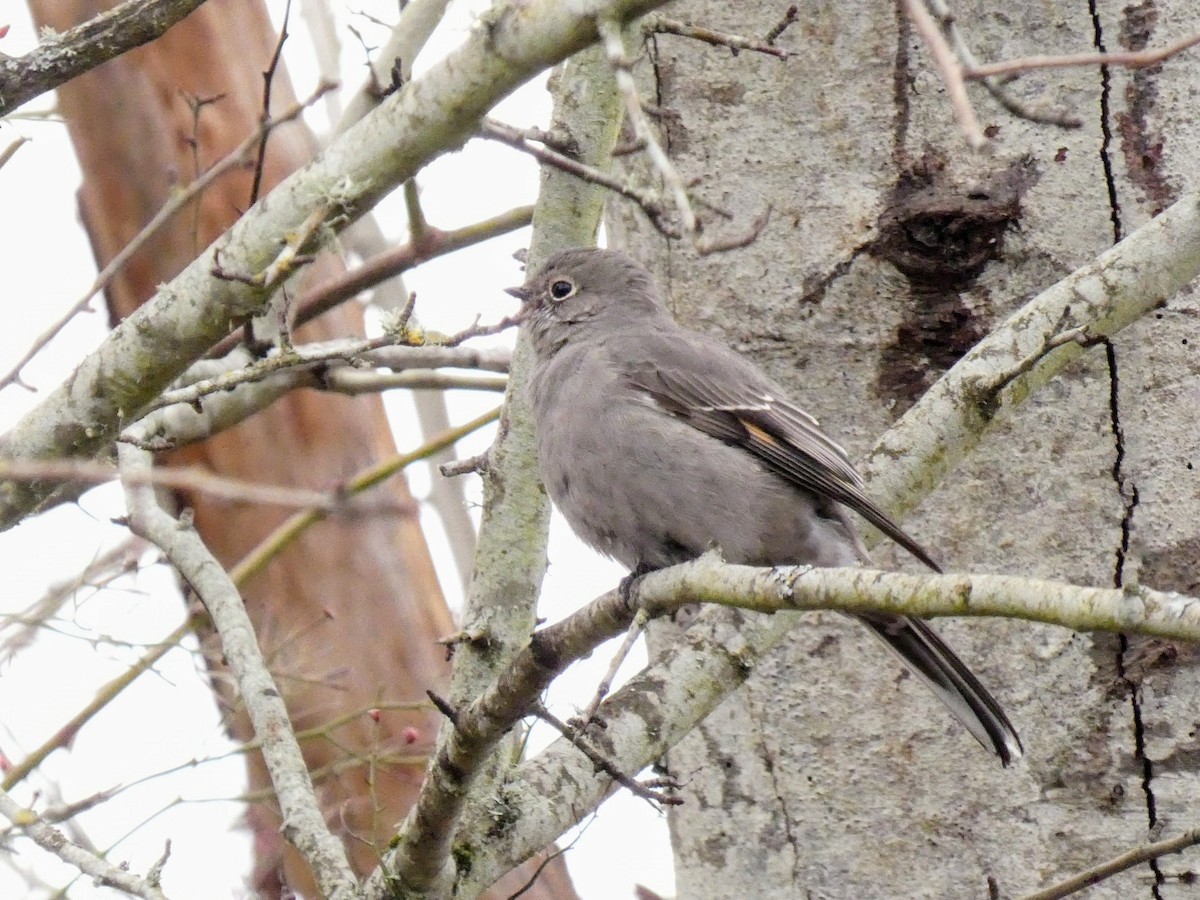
1090;1;1124;243
760;737;800;887
891;0;913;165
1100;330;1162;897
1090;4;1157;890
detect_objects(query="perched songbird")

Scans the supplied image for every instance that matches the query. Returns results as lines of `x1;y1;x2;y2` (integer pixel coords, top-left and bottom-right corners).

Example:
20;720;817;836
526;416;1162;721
509;247;1022;765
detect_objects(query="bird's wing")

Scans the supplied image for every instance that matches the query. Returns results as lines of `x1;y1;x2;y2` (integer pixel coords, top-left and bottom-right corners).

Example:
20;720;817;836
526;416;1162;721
624;346;940;572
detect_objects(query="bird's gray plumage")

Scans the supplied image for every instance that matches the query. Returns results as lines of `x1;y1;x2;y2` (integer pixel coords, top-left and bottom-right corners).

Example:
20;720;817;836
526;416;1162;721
515;247;1022;766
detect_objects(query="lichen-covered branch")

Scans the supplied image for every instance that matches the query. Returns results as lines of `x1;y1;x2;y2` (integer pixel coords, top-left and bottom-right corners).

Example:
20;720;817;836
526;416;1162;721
117;444;359;899
454;554;1200;893
0;788;169;900
0;0;209;113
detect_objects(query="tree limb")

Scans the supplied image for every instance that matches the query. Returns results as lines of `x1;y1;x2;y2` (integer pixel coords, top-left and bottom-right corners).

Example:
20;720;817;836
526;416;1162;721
0;0;210;113
117;444;360;899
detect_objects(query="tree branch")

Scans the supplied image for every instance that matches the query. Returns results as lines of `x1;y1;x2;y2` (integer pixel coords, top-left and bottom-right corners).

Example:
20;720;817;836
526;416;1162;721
117;444;359;899
454;555;1200;893
0;0;209;113
0;788;169;900
1017;826;1200;900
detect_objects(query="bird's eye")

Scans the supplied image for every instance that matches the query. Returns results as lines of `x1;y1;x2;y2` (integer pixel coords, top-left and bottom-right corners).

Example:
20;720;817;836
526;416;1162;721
549;279;576;301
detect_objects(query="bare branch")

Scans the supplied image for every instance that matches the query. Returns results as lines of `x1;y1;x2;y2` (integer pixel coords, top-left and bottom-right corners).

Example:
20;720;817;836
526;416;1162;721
0;0;672;529
0;0;209;113
597;16;699;235
228;407;499;587
532;702;681;806
0;789;169;900
249;0;293;206
208;204;534;358
147;333;400;414
117;443;360;899
648;15;791;59
968;27;1200;80
480;120;673;231
326;370;507;395
1018;826;1200;900
0;457;374;512
454;556;1200;894
925;0;1081;128
900;0;985;149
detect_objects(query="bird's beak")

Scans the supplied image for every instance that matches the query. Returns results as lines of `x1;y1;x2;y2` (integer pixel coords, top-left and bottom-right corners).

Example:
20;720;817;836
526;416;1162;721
504;285;531;303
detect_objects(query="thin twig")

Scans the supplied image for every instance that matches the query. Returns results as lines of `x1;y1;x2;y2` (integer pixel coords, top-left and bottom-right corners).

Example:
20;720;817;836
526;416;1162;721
575;608;648;730
0;457;368;512
0;789;169;900
149;333;399;413
118;443;359;899
1018;826;1200;900
969;27;1200;80
249;0;292;205
649;16;791;59
900;0;985;149
0;83;335;393
0;537;146;662
324;370;507;395
534;703;681;806
444;312;524;346
0;136;30;172
480;121;673;233
765;5;799;45
597;15;698;235
926;0;1081;128
228;407;500;587
206;204;533;359
2;620;196;791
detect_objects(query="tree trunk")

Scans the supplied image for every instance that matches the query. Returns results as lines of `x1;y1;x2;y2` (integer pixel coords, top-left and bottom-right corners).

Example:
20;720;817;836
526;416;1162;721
611;1;1200;896
26;1;574;896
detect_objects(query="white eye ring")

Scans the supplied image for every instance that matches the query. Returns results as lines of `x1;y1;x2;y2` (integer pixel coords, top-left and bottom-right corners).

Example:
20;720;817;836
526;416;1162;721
549;278;577;301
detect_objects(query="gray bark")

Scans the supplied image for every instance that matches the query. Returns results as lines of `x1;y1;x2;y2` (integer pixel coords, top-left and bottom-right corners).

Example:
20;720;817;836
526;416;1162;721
609;1;1200;897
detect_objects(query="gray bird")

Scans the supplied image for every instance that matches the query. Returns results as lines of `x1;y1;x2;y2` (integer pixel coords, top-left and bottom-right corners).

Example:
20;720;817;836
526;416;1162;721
509;247;1022;766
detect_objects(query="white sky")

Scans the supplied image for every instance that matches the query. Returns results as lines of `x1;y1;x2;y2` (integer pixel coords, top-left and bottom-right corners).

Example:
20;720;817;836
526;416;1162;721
0;2;672;897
